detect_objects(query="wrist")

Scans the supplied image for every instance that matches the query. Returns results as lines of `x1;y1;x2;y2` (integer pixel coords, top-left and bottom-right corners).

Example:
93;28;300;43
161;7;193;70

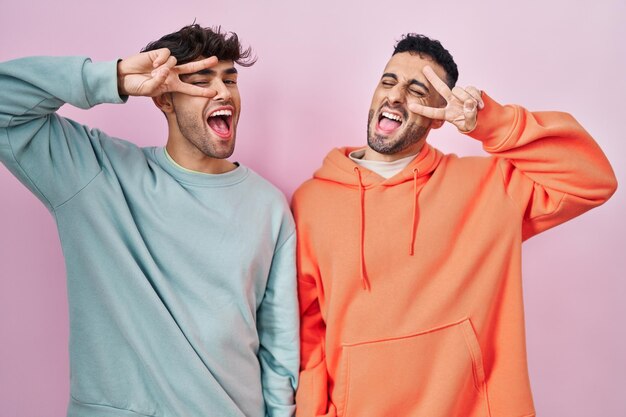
116;59;128;97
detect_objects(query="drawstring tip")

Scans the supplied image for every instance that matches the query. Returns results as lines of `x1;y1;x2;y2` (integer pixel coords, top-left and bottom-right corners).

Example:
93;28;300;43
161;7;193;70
361;276;370;291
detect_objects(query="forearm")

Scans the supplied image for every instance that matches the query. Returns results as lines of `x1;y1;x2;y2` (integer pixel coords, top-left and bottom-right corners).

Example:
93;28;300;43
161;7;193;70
468;93;617;230
470;93;616;199
258;231;299;416
0;56;124;128
0;57;123;209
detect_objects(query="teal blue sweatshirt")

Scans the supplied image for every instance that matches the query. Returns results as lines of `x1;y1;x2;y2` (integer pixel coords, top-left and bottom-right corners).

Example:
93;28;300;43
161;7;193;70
0;57;299;417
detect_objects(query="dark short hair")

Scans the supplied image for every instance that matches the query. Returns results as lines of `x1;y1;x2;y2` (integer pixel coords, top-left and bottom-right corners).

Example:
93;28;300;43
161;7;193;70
142;24;256;67
393;34;458;87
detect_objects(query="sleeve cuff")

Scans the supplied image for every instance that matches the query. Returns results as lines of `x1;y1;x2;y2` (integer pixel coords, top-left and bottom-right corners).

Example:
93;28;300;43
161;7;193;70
464;91;521;151
83;59;128;107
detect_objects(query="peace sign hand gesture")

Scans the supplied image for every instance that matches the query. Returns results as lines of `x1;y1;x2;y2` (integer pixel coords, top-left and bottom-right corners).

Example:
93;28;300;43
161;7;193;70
408;66;484;132
117;48;219;98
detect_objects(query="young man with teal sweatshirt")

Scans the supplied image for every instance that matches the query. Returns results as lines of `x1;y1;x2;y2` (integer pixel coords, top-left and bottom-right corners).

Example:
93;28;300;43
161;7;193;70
0;24;298;417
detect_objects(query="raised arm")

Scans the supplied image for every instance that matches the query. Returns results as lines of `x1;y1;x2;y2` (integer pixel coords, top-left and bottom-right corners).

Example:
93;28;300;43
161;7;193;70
409;66;617;239
0;56;122;209
0;51;218;210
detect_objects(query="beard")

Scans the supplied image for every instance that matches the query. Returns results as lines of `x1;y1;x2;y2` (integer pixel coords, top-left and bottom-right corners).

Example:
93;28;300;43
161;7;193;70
173;106;236;160
367;109;429;155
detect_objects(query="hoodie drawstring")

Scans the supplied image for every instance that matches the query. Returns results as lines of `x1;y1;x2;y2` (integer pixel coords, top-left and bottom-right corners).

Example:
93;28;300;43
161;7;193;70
353;167;370;291
409;168;420;256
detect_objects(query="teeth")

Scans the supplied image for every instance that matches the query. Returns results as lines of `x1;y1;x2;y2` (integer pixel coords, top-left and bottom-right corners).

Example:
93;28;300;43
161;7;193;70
209;109;232;118
382;111;402;122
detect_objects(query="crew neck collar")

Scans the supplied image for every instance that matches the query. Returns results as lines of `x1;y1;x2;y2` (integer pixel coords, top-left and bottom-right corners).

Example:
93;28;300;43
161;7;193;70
155;147;248;187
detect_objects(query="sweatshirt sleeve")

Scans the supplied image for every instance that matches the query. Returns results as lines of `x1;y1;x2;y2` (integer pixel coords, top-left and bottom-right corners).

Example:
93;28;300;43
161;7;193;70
467;92;618;240
0;56;125;210
257;228;300;417
293;201;335;417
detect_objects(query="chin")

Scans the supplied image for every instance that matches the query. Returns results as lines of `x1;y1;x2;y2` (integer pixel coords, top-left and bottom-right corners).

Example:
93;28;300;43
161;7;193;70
368;133;400;154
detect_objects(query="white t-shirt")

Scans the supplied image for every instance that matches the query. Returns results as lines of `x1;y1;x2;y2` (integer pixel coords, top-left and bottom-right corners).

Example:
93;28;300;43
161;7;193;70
349;148;419;179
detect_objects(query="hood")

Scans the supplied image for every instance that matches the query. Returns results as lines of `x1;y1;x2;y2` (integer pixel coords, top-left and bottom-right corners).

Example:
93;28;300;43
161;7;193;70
313;144;444;187
310;144;444;291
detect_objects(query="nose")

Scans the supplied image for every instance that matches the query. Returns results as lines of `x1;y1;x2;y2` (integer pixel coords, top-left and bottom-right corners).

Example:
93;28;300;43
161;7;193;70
387;84;405;105
212;79;232;102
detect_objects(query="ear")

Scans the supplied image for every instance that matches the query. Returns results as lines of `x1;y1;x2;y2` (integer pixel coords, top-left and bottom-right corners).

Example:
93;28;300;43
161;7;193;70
152;93;175;114
430;119;445;129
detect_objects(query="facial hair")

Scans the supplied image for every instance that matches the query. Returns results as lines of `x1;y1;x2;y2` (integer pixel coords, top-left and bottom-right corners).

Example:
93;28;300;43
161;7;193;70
367;109;429;155
173;103;236;160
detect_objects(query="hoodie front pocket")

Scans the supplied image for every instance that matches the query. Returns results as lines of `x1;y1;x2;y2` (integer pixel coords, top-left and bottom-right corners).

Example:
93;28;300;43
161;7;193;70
337;318;490;417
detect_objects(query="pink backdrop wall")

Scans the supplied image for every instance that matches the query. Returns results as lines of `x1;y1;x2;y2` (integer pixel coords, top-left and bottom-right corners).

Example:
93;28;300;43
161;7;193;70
1;1;624;415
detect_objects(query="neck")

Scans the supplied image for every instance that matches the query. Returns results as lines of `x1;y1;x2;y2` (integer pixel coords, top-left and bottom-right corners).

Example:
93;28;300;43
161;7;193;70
165;142;236;175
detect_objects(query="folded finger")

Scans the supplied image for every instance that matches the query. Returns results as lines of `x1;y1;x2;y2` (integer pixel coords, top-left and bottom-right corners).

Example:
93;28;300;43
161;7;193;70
151;48;172;68
151;56;177;77
140;68;169;95
451;86;474;104
465;86;484;109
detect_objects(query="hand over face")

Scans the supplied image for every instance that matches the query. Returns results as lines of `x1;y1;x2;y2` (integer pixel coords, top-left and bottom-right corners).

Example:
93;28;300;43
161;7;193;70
408;66;484;132
117;48;219;98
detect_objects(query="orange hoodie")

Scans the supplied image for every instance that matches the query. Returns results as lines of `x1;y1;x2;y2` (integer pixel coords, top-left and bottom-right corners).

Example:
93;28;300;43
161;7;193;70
291;93;617;417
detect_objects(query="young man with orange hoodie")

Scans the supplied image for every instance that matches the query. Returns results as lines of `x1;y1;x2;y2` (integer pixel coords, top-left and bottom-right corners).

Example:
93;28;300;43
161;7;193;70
291;34;617;417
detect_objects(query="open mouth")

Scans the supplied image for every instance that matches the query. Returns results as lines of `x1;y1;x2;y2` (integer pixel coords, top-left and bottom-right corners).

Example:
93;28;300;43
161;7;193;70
377;110;403;134
207;108;233;139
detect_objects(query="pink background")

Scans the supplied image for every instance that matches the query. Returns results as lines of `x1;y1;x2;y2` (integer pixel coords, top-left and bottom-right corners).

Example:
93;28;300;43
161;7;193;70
1;1;624;416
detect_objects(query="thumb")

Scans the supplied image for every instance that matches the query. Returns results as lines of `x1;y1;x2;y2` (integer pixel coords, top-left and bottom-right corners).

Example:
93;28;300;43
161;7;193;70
461;99;478;132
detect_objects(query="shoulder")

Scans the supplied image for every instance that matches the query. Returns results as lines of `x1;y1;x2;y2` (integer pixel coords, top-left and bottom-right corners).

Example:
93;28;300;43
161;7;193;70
438;152;499;172
243;166;291;211
292;177;328;203
290;177;340;226
91;130;152;163
432;153;507;191
244;167;296;244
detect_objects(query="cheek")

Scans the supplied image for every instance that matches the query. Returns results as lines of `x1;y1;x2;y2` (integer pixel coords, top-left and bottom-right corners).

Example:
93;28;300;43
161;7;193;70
370;88;385;107
178;97;208;112
406;112;429;127
431;94;446;108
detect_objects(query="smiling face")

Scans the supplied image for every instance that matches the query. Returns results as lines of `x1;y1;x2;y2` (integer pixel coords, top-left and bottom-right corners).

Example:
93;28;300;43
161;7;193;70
366;52;448;161
159;59;241;171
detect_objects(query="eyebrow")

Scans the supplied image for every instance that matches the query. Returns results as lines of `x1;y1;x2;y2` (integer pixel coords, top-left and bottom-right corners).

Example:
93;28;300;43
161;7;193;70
183;67;238;77
382;72;429;93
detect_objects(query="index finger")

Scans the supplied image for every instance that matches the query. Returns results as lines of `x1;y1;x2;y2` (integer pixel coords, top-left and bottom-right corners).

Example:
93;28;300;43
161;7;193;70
408;101;446;120
174;56;219;75
172;81;218;98
423;66;453;102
